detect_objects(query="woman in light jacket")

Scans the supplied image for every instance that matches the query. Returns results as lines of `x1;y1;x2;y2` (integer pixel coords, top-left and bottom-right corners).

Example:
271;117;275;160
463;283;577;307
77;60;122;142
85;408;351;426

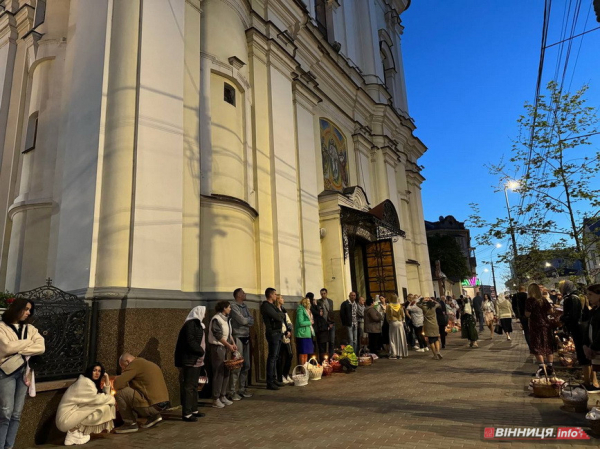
0;298;45;449
295;297;314;365
387;294;408;359
482;294;496;340
208;301;237;409
56;362;115;445
495;294;515;340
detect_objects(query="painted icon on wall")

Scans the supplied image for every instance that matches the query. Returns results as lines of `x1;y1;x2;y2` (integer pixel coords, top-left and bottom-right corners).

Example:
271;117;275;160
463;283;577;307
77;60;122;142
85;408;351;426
320;118;349;191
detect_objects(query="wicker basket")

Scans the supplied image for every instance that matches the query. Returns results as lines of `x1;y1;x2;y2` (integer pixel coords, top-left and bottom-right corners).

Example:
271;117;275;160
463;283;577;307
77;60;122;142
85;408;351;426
330;360;343;373
307;359;323;380
322;363;333;376
560;383;589;413
197;367;208;392
224;351;244;371
292;364;309;386
358;350;373;366
532;382;561;398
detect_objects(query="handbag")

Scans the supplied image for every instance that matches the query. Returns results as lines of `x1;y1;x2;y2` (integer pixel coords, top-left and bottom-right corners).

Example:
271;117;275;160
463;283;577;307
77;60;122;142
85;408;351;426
494;324;503;335
0;354;26;376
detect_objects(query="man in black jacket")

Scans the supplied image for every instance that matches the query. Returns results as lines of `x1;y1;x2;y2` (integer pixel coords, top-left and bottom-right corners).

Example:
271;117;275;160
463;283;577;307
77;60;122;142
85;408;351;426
260;287;284;390
340;292;358;350
318;288;336;358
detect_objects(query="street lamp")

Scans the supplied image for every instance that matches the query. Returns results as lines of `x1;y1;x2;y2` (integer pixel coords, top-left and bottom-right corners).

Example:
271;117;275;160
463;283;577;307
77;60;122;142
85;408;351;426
490;243;501;299
504;180;520;281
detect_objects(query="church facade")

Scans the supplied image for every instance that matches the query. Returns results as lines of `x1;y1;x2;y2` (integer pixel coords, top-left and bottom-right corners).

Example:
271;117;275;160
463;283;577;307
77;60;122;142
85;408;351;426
0;0;432;309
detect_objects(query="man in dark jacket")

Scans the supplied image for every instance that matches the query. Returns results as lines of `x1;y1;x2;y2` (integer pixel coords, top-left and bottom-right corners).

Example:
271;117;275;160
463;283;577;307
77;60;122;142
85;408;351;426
340;292;358;349
260;287;284;390
435;296;448;348
317;288;335;358
473;293;484;332
174;306;206;422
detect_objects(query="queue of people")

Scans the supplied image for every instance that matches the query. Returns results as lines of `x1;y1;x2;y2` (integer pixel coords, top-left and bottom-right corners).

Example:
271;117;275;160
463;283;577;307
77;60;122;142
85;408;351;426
2;280;600;448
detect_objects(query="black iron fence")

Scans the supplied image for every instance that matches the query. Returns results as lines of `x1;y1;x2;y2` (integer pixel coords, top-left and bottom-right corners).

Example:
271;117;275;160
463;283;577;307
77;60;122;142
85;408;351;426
15;279;97;381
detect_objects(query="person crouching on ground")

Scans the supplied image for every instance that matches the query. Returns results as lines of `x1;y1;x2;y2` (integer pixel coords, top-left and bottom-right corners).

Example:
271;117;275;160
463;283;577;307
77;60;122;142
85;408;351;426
208;301;237;409
339;344;358;373
113;353;169;433
56;363;116;445
387;294;408;359
174;305;206;422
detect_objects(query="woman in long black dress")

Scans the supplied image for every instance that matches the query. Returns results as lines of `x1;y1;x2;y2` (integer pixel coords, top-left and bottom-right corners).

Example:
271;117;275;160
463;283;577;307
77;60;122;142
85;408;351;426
525;283;555;377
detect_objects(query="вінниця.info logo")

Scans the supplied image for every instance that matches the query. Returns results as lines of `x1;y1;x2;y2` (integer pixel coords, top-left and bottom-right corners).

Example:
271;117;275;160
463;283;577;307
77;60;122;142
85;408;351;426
484;427;590;440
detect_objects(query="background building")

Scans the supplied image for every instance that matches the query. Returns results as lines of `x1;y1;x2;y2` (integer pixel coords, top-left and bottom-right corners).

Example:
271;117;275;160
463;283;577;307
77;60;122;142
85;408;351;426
0;0;432;444
425;215;477;297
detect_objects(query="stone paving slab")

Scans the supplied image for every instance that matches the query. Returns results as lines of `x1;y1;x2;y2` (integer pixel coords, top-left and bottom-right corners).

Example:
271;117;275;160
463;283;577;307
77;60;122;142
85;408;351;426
32;329;599;448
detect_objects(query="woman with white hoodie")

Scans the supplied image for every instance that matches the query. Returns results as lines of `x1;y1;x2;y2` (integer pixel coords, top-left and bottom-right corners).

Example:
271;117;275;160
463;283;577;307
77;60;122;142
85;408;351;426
208;301;237;409
495;294;516;341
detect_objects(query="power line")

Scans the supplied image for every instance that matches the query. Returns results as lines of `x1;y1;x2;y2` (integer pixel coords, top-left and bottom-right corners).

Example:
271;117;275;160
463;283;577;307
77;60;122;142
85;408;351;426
545;25;600;48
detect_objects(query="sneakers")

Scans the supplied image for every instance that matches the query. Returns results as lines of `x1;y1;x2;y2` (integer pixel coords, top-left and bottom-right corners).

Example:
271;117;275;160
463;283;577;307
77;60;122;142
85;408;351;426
416;348;425;353
425;347;430;351
192;411;206;417
141;415;162;429
182;415;198;422
267;383;279;391
413;345;420;350
437;353;443;360
64;429;90;445
114;423;139;434
212;398;225;408
546;365;554;376
220;396;233;406
230;393;242;401
240;391;253;398
285;375;294;384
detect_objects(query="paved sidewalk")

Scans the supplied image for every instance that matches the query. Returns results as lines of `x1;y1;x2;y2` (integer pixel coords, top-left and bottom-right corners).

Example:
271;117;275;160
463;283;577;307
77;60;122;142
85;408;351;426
35;329;598;448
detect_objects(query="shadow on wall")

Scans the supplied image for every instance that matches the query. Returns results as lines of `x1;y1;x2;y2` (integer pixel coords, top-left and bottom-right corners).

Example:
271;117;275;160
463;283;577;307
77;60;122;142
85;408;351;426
138;337;162;367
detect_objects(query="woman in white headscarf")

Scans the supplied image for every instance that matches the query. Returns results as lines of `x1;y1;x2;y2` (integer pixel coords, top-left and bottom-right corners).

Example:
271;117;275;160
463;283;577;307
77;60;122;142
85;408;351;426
174;306;206;422
495;294;515;341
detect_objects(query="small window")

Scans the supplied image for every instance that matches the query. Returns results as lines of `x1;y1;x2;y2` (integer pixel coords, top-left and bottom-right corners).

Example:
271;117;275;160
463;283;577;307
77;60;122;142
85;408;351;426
224;83;236;106
315;0;328;39
23;112;38;154
34;0;46;28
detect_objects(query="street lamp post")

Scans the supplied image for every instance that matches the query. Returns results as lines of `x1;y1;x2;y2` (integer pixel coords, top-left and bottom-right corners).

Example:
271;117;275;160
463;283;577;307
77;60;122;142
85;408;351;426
504;181;520;281
490;243;501;299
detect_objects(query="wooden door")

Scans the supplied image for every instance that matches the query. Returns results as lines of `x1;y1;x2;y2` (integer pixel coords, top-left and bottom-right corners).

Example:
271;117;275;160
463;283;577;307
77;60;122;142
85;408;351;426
365;239;397;297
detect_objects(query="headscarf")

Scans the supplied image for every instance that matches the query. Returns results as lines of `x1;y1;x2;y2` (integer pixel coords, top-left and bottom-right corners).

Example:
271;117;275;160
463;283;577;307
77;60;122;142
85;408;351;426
559;280;577;297
388;294;401;312
185;305;206;328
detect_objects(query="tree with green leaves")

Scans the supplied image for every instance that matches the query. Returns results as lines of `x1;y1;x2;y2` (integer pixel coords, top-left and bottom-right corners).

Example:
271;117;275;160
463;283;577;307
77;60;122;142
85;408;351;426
426;234;471;280
469;81;600;283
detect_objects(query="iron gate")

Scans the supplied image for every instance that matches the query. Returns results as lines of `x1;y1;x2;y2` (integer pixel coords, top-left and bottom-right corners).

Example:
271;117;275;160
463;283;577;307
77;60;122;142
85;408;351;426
15;279;93;381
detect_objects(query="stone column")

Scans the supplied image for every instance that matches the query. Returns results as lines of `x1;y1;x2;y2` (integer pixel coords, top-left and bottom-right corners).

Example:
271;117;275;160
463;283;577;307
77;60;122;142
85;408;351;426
94;0;141;289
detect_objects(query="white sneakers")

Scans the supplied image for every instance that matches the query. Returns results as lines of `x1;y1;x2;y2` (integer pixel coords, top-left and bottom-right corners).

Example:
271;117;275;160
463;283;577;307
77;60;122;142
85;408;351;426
212;398;225;408
284;375;293;384
64;429;90;446
220;396;233;406
416;348;425;352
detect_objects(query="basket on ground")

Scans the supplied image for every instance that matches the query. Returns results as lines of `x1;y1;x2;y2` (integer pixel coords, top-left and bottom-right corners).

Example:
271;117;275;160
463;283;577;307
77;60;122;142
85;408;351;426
292;364;309;386
322;362;333;376
560;383;588;413
358;349;373;366
330;360;343;373
306;358;323;380
531;377;563;398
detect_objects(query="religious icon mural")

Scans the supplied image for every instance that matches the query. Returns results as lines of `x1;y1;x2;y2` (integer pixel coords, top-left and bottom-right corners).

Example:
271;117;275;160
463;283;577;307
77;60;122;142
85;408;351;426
320;118;349;192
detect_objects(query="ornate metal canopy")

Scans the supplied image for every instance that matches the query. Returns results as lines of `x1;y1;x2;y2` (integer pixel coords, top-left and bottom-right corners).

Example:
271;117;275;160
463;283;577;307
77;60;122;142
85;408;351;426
341;199;405;259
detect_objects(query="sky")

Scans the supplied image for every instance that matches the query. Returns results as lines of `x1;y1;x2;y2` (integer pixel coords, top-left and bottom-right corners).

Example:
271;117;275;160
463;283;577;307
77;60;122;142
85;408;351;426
401;0;600;288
